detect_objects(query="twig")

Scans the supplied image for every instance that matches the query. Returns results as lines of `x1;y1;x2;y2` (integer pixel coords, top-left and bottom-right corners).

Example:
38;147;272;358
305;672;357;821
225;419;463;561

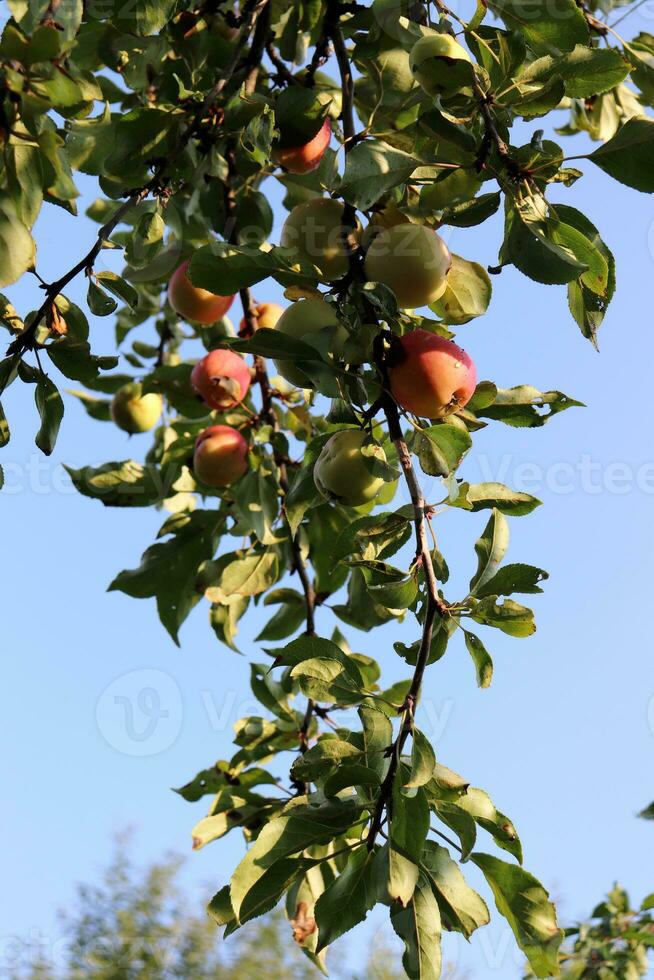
329;13;356;148
473;82;519;177
265;40;300;87
329;2;450;850
224;140;317;769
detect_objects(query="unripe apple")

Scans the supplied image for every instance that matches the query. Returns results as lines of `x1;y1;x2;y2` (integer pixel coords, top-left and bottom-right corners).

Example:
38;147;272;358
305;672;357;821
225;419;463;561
110;382;163;434
193;425;249;487
361;205;410;250
191;349;251;410
364;223;451;309
273;297;346;387
280;198;358;282
272;119;331;175
238;302;284;333
168;259;235;324
314;429;387;507
409;34;474;98
387;329;476;419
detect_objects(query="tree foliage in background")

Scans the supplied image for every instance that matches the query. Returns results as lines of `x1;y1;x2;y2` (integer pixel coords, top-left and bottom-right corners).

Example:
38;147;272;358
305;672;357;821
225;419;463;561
1;0;654;975
7;839;412;979
524;885;654;980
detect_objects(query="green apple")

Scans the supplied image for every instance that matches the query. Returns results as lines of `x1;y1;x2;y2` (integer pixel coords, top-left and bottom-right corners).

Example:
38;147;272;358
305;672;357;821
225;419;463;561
363;223;452;309
110;383;163;434
409;34;474;98
314;429;387;507
280;198;358;282
273;297;347;387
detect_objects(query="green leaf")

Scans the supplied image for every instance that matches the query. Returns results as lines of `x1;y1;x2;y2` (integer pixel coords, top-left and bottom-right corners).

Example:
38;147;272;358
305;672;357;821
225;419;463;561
255;601;306;643
67;389;112;422
0;202;35;288
189;243;319;296
590;117;654;193
230;799;361;921
429;254;492;324
556;204;615;346
34;375;63;455
476;563;549;599
421;841;490;938
462;629;493;689
433;802;477;861
87;279;117;317
292;739;362;782
284;432;333;535
95;271;139;311
207;552;279;602
415;424;472;477
389;780;430;906
0;400;9;447
291;657;366;705
455;788;522;861
315;848;382;951
208;886;235;927
516;45;629;100
470;596;536;637
405;729;436;789
108;511;223;644
451;482;541;517
471;852;563;977
469;509;509;595
391;873;442;980
477;385;583;427
507;203;588;286
323;764;381;796
488;0;588;56
65;460;170;507
341;141;420;211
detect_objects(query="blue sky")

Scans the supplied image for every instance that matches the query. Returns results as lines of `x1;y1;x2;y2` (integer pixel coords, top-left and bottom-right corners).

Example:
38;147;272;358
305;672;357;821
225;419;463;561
3;12;654;978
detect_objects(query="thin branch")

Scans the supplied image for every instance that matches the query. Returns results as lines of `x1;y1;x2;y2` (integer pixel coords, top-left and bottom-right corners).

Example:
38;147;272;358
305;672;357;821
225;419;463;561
329;13;356;148
473;82;519;177
265;40;301;86
329;2;450;849
224;139;317;767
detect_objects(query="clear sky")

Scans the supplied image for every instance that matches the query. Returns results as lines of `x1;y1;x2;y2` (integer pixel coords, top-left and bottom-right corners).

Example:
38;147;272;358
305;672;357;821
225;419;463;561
3;9;654;978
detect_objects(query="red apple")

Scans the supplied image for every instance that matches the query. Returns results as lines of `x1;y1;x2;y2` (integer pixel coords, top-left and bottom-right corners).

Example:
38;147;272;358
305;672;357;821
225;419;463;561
272;119;331;175
193;425;249;487
191;349;251;410
168;259;235;324
238;301;284;333
387;330;476;419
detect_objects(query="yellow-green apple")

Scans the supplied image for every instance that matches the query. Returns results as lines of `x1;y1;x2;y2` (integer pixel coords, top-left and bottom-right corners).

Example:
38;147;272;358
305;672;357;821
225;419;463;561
191;349;251;410
193;424;249;487
110;382;163;434
361;205;410;249
387;329;476;418
314;429;387;507
272;119;331;175
364;223;451;308
280;198;358;282
239;301;284;333
168;259;235;324
409;34;474;98
273;297;346;387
